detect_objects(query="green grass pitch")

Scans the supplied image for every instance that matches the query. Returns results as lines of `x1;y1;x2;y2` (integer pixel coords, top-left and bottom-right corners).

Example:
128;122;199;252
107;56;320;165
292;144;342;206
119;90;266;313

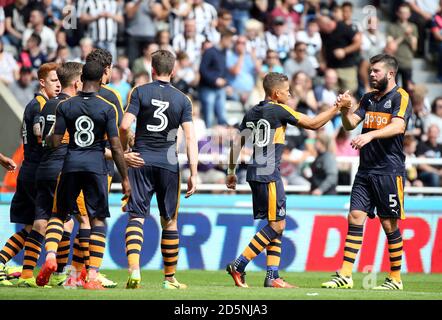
0;270;441;300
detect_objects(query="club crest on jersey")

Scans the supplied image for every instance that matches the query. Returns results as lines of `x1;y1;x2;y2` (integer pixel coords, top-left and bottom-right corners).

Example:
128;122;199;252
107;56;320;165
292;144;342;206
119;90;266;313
384;99;392;109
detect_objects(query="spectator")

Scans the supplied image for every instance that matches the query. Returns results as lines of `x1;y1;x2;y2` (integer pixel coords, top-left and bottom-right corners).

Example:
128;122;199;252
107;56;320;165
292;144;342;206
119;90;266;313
335;126;358;185
132;71;151;87
124;0;159;63
156;29;174;53
167;0;192;39
18;33;47;74
360;15;387;93
220;0;251;35
244;19;266;61
270;0;301;31
386;3;418;92
264;16;295;63
331;5;343;22
404;135;424;187
79;0;124;61
260;49;284;77
250;0;276;23
317;13;361;94
291;71;318;114
22;8;57;60
310;132;338;195
0;37;19;85
408;84;429;142
8;66;36;107
117;55;133;84
4;0;31;49
226;35;259;107
407;0;439;57
0;7;5;38
188;0;217;38
52;45;70;64
431;3;442;82
173;51;199;94
208;8;234;44
341;1;359;32
108;65;132;106
172;18;206;64
283;41;316;80
132;42;159;80
425;97;442;143
198;29;234;128
314;68;339;107
280;145;311;187
296;18;322;69
416;124;442;187
55;28;69;48
72;37;94;64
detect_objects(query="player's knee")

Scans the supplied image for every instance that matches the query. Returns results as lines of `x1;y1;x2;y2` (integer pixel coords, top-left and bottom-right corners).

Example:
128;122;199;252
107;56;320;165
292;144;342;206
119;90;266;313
269;220;285;234
33;219;47;234
161;217;177;230
348;210;366;225
380;218;398;233
91;217;106;228
63;217;75;232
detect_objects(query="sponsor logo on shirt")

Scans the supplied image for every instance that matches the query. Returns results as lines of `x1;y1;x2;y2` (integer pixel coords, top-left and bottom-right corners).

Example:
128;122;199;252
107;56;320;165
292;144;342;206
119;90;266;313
363;111;392;130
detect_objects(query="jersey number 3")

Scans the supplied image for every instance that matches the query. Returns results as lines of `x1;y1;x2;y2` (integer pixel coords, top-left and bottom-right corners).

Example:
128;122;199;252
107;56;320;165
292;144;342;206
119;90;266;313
74;116;94;147
147;99;169;132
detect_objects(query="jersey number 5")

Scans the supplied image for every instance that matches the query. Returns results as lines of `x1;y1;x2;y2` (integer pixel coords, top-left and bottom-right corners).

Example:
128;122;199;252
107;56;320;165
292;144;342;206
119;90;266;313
74;116;95;147
147;99;169;132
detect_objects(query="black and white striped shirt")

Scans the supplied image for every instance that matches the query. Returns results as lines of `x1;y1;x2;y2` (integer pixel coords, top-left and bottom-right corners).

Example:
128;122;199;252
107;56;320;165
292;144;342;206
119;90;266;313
188;3;217;38
78;0;122;42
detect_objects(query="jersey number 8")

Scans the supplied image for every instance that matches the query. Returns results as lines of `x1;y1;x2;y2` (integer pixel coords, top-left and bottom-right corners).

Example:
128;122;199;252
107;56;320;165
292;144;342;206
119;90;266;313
74;115;94;147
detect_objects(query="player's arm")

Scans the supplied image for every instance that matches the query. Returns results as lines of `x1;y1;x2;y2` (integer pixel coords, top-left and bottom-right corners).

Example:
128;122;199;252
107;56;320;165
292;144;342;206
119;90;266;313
107;108;131;200
295;103;341;130
119;112;136;152
351;116;405;150
226;125;251;190
48;104;66;148
0;153;17;171
182;121;198;198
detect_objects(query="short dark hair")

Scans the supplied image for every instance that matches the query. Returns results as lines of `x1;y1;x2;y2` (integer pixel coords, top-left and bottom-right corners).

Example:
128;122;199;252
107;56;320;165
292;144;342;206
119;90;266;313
263;72;288;97
294;41;307;50
220;28;235;39
370;53;399;73
431;96;442;114
341;1;353;9
57;62;83;88
86;48;113;68
151;50;175;76
81;61;104;82
29;33;42;46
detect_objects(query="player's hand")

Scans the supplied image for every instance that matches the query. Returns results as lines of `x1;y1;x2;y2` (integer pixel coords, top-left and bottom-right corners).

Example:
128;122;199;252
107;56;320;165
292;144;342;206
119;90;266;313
336;90;352;111
185;175;197;198
124;152;145;168
121;177;131;203
226;174;237;190
0;155;17;171
351;133;374;150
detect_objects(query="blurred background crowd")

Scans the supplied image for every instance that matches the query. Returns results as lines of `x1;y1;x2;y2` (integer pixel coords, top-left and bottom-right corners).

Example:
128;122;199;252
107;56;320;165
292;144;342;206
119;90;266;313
1;0;442;194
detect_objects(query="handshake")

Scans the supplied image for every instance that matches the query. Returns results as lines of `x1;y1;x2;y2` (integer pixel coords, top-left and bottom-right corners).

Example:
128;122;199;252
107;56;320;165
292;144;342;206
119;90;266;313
334;90;353;112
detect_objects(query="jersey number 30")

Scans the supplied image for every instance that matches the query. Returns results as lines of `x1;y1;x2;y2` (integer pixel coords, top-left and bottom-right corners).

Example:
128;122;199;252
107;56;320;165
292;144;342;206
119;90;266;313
74;116;94;147
147;99;169;132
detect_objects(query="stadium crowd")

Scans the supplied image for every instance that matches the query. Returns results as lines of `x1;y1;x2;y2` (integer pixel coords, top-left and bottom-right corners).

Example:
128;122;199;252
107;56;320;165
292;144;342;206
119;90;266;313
1;0;442;192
